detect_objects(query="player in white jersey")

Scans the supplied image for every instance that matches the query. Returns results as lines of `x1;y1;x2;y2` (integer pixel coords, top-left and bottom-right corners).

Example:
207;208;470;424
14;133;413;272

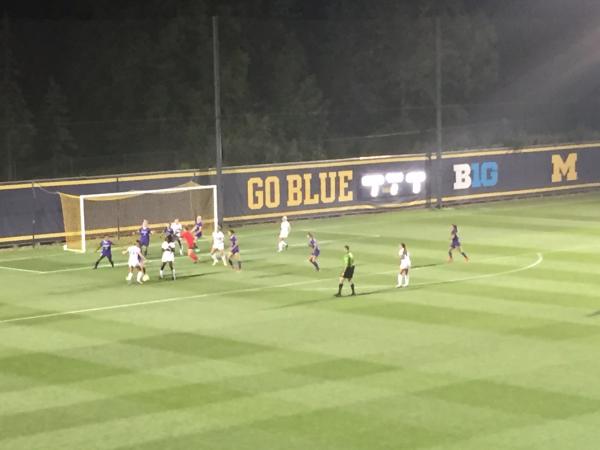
397;243;411;288
210;226;227;266
170;218;184;256
123;240;145;284
159;235;176;280
278;216;291;252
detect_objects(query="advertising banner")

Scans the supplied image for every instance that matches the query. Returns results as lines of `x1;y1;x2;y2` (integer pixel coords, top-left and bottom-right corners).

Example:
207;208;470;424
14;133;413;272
1;142;599;246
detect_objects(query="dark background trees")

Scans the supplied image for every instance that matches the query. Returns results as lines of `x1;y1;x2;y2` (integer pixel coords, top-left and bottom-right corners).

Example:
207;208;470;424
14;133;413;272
1;0;599;180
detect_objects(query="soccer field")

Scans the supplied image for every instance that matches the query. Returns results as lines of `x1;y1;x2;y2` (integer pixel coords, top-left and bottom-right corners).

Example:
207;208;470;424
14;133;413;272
1;192;600;450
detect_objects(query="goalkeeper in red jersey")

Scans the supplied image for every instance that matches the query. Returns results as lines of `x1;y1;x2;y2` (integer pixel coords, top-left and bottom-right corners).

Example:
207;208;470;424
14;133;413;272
181;226;198;263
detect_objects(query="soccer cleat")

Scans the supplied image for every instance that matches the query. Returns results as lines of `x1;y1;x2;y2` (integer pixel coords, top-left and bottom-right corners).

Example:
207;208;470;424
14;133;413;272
334;293;342;297
396;284;402;288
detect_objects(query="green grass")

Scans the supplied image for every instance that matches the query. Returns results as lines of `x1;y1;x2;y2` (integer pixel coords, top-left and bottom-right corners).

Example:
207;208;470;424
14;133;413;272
1;192;600;449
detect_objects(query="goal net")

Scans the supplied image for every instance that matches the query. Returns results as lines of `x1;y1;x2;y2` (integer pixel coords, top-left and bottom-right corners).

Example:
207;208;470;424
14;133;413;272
59;184;217;252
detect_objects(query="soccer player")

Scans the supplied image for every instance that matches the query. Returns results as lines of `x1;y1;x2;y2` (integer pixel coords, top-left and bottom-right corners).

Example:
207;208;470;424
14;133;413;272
138;219;152;257
335;245;356;297
227;229;242;271
278;216;291;252
192;215;203;252
93;236;114;269
180;226;198;263
448;224;469;262
123;240;145;284
397;243;411;288
170;218;184;256
164;223;175;240
159;235;176;280
210;225;227;266
307;233;320;271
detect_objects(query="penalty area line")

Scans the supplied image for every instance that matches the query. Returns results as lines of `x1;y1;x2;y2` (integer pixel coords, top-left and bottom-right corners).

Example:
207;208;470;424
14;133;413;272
0;265;45;274
0;253;544;326
0;276;339;326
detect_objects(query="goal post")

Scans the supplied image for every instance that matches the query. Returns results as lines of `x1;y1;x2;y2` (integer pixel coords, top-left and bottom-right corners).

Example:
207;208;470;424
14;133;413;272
60;185;218;253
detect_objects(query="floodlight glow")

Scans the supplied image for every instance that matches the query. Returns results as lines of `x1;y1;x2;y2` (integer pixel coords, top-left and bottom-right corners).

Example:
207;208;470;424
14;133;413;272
361;174;386;197
360;170;427;197
405;171;426;193
385;172;404;196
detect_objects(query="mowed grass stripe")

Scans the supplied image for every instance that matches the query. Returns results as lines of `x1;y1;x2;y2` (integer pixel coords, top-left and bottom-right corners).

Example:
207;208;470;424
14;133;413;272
1;192;600;450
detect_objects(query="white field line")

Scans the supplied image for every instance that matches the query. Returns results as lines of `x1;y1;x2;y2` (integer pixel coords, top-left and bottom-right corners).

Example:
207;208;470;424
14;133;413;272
0;253;543;326
0;245;532;275
313;253;544;291
0;265;44;274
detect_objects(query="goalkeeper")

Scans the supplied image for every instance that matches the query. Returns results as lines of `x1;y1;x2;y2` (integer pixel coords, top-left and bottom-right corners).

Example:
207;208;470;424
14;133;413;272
335;245;356;297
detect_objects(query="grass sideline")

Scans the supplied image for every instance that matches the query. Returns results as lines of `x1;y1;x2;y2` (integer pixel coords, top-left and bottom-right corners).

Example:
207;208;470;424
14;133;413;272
1;192;600;449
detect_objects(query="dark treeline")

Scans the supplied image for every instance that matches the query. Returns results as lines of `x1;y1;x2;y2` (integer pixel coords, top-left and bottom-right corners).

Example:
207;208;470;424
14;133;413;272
1;0;599;181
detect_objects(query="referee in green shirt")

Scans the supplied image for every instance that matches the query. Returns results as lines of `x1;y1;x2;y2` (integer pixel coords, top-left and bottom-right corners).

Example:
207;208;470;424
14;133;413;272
336;245;356;297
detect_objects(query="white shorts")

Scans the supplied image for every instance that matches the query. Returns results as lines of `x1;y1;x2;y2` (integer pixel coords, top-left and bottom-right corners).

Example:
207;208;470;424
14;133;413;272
279;232;289;239
128;257;140;268
213;243;224;251
161;253;175;263
400;261;411;270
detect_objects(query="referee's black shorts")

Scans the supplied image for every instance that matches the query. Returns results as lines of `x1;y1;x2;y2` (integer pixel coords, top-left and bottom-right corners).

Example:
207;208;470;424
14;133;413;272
343;265;355;280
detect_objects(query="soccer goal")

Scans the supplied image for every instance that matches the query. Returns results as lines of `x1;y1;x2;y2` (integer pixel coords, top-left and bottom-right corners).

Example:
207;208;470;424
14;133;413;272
59;184;218;253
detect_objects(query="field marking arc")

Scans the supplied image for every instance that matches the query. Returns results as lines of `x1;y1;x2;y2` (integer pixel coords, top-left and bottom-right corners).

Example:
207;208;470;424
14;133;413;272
0;253;543;326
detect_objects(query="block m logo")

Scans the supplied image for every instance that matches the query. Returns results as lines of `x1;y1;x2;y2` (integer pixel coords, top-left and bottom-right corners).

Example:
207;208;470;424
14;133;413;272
551;153;578;183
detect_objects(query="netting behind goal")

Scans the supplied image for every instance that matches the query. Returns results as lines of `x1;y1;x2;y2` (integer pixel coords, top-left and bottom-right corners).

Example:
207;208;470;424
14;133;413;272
60;185;216;252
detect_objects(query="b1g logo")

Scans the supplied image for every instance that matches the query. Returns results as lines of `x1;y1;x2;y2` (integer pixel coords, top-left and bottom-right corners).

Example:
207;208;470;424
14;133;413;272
453;162;498;190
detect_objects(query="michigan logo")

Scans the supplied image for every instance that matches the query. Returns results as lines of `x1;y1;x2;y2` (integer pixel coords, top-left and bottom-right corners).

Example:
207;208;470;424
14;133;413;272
551;153;578;183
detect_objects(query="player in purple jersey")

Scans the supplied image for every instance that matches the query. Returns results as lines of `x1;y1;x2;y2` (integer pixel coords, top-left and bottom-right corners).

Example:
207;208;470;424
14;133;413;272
193;216;203;239
448;224;469;262
227;229;241;271
138;219;152;257
307;233;320;271
93;236;114;269
192;215;203;253
164;223;175;239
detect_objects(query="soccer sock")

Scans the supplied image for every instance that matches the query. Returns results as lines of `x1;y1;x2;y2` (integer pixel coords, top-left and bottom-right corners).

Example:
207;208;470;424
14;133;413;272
108;257;114;267
126;272;133;281
228;258;234;267
461;252;468;260
311;261;319;270
338;283;343;295
404;275;409;287
351;283;355;294
190;252;198;262
222;255;227;266
238;261;242;270
94;257;102;268
172;269;176;280
137;271;143;283
397;274;402;286
159;269;164;278
278;241;283;252
448;251;453;260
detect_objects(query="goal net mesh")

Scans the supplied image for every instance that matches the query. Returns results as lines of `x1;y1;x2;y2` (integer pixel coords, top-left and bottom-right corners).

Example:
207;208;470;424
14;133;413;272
60;184;215;252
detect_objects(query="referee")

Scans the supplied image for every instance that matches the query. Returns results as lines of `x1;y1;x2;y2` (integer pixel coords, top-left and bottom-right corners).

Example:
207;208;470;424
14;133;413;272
335;245;356;297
